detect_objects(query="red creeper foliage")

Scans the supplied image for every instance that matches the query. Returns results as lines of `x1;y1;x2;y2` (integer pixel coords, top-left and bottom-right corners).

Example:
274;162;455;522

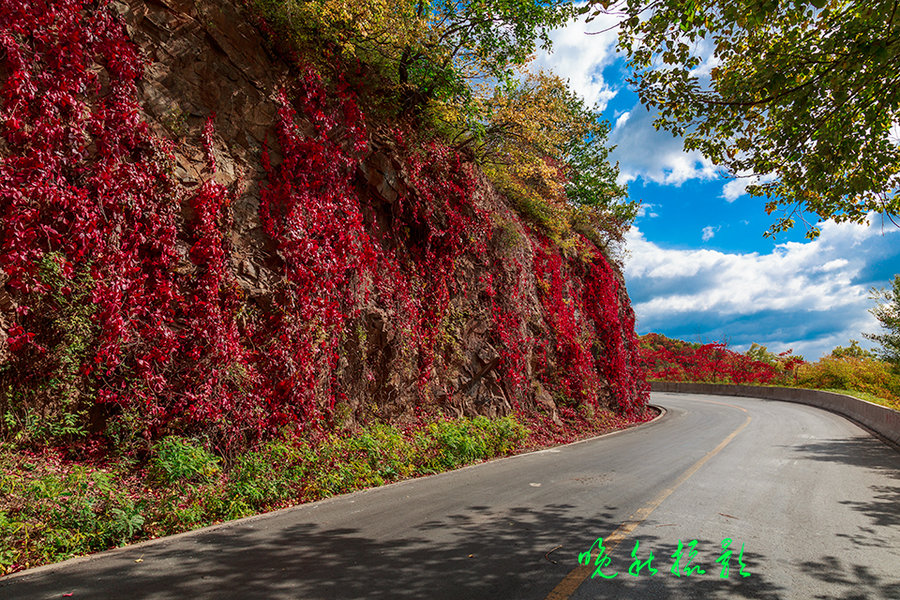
0;0;650;451
639;333;804;385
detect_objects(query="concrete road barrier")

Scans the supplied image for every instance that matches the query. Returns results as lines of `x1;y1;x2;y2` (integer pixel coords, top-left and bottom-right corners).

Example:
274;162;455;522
650;381;900;447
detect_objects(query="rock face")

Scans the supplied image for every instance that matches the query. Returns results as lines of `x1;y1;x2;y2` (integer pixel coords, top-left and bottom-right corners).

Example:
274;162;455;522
119;0;283;291
0;0;647;443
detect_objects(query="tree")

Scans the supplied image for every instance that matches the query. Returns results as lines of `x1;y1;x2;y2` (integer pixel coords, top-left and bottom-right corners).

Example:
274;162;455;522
828;339;876;359
864;274;900;369
585;0;900;238
746;343;779;364
256;0;575;114
471;70;635;241
398;0;576;101
746;342;804;368
254;0;636;244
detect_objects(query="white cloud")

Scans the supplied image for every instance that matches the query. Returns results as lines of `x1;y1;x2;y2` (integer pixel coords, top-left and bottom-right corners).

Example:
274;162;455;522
623;217;900;360
721;179;749;202
533;9;724;188
820;259;849;272
701;226;719;242
720;174;777;202
688;53;721;79
636;202;659;218
888;121;900;147
531;9;620;111
609;105;721;186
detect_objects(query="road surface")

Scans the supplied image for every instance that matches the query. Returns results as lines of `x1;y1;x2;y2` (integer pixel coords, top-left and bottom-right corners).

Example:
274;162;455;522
3;392;899;599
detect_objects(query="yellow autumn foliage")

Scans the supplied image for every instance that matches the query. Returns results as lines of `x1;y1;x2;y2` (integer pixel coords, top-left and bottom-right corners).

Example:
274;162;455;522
253;0;635;243
474;70;627;239
255;0;426;62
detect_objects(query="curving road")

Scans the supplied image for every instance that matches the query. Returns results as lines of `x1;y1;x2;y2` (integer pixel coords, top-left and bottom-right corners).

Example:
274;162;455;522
3;392;899;599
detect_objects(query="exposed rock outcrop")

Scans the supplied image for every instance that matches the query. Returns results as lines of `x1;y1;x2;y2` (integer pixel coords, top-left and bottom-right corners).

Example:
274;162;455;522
0;0;647;443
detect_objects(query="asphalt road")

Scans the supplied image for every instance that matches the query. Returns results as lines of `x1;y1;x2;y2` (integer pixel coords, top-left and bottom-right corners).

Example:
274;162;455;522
3;392;899;599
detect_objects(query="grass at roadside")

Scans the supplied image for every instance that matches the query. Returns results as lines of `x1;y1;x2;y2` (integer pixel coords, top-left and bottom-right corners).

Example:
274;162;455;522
0;408;651;576
815;388;900;412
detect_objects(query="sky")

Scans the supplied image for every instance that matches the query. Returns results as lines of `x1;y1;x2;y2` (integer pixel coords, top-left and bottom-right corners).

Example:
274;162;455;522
533;10;900;360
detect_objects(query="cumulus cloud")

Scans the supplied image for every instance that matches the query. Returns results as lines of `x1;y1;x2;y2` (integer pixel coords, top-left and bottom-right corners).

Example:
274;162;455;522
720;174;777;202
688;53;721;79
701;226;719;242
531;8;620;111
624;217;900;359
609;105;720;186
533;9;723;188
721;179;750;202
889;121;900;146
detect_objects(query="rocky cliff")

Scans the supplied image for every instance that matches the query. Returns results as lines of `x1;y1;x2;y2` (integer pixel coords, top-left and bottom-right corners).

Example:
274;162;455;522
0;0;648;448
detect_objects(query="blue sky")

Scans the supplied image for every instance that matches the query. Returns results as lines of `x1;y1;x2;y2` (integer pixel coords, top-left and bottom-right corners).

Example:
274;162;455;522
534;11;900;360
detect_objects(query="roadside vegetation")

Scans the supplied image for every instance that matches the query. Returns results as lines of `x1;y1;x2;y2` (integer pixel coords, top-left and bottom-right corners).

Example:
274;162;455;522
0;408;646;575
639;334;900;412
0;416;527;574
638;334;804;385
0;0;655;577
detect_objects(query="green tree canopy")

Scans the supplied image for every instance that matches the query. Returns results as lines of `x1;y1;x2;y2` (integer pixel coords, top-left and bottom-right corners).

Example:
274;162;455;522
256;0;575;113
586;0;900;238
472;71;635;240
828;339;876;359
865;275;900;369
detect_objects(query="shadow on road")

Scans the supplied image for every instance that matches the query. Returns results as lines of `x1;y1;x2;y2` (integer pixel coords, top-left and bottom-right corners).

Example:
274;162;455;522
2;502;616;599
788;437;900;530
4;503;807;600
785;437;900;600
797;555;900;600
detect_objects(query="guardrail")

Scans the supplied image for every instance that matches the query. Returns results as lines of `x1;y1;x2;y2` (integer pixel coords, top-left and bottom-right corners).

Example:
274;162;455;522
650;381;900;448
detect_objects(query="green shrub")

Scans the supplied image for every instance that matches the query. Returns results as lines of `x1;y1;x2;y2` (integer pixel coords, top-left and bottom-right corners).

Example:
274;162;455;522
0;510;20;571
150;437;220;484
0;457;146;572
1;414;531;575
227;438;309;507
796;357;900;407
418;415;527;471
350;423;416;480
306;436;375;497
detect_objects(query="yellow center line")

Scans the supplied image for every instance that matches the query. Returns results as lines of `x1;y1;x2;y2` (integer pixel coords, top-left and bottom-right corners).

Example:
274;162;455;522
544;400;752;600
